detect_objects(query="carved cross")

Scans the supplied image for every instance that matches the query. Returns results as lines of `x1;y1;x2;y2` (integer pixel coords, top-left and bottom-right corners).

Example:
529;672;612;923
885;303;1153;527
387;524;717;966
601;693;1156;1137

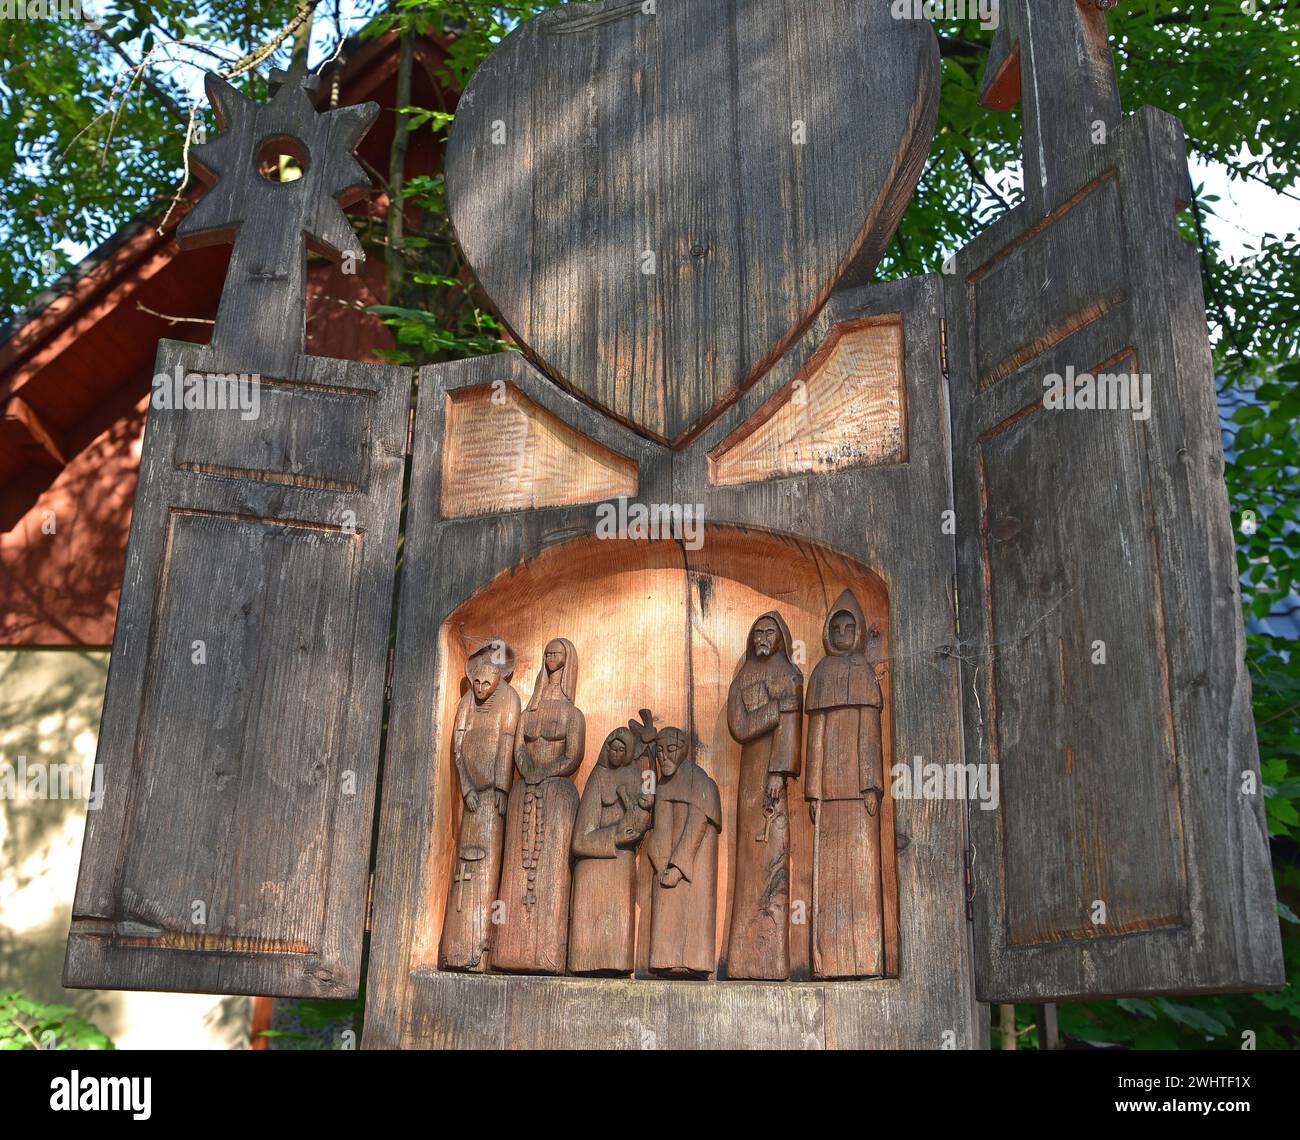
177;58;379;374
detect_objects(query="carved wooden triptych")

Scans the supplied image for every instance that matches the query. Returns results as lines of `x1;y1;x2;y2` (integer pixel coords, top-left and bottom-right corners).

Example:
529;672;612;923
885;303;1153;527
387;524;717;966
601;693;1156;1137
66;1;1282;1050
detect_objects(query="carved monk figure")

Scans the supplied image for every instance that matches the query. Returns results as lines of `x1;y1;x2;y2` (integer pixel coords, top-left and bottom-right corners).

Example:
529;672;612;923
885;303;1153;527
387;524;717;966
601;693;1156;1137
492;637;585;974
440;640;520;971
725;610;803;980
568;726;653;975
805;590;885;978
646;728;721;978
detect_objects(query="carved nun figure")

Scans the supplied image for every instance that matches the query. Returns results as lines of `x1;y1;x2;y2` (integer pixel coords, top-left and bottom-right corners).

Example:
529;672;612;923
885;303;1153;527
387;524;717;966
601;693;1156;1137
439;640;520;972
492;637;585;974
725;610;803;980
805;590;885;979
568;726;652;975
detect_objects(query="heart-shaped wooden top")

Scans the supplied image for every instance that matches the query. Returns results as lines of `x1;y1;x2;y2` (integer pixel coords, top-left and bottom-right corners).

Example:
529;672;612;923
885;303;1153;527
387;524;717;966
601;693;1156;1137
447;0;938;444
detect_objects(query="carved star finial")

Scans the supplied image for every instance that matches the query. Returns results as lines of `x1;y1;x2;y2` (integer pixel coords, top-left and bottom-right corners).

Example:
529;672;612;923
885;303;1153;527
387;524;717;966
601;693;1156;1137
176;61;379;369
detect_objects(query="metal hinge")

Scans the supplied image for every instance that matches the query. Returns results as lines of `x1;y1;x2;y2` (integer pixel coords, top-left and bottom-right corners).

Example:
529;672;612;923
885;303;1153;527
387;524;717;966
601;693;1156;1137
364;872;375;933
963;842;977;922
383;645;395;702
939;316;949;378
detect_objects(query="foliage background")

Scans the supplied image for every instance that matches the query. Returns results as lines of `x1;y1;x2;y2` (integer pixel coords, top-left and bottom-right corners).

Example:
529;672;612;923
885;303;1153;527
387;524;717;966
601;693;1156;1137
0;0;1295;1049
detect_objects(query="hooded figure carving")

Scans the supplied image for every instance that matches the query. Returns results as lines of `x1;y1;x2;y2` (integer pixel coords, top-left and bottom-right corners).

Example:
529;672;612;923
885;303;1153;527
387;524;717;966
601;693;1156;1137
646;727;721;978
805;590;885;979
492;637;584;974
725;610;803;980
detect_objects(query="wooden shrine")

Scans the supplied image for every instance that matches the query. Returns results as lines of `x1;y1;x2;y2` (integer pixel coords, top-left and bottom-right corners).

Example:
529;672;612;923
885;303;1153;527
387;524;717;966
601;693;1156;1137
66;1;1283;1050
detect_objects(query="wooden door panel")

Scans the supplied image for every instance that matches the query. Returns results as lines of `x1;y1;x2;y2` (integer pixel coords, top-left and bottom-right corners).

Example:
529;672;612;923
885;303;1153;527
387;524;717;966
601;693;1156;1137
947;108;1283;1002
65;340;408;997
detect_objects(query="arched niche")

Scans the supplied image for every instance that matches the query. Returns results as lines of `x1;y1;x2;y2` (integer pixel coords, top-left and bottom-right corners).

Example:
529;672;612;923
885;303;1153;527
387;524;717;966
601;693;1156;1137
411;524;899;981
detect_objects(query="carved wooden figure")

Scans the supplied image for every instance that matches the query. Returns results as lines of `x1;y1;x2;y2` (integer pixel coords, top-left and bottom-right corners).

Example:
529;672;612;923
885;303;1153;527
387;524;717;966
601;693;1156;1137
725;612;803;980
805;592;885;979
439;641;520;972
646;728;721;979
492;638;584;974
569;726;653;975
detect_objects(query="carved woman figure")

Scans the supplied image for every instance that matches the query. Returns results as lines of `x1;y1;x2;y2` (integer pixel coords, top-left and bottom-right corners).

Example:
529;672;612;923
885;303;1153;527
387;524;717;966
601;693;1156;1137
725;611;803;980
439;640;520;972
568;726;652;975
805;590;885;978
646;727;721;978
492;637;585;974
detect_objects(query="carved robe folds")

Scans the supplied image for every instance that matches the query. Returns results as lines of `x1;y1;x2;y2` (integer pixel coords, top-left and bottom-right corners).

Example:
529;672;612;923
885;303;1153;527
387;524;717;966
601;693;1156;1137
439;643;520;972
569;728;651;975
493;638;584;974
725;612;803;980
646;728;721;978
805;591;885;979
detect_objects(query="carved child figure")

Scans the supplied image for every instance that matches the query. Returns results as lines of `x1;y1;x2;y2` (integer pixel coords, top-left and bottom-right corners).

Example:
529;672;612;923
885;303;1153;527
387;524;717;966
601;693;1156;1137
569;726;653;975
646;727;721;978
439;640;520;972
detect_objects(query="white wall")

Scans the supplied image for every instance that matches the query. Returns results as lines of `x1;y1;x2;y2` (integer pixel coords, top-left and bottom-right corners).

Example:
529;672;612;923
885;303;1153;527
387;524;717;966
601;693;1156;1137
0;648;249;1049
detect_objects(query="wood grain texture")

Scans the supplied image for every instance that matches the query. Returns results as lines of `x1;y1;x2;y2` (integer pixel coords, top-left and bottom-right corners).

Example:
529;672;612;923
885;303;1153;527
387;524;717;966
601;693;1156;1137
177;64;377;378
946;106;1284;1002
709;317;906;485
446;0;939;443
441;381;637;516
406;518;892;984
977;0;1121;218
64;340;409;997
363;276;984;1048
568;727;650;975
806;590;888;980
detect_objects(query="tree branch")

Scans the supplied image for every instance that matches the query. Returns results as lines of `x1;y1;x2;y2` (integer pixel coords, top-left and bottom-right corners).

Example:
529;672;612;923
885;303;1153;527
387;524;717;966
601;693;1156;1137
89;24;187;125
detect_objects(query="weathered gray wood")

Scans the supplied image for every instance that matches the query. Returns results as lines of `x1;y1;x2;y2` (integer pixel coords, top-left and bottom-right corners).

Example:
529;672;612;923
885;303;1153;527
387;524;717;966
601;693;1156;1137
363;275;985;1048
446;0;939;443
945;106;1283;1002
178;62;378;377
978;0;1121;218
64;339;409;997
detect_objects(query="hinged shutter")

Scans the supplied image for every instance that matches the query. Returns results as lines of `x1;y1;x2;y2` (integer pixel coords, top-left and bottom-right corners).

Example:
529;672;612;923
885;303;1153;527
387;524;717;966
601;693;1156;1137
64;340;409;998
945;106;1283;1002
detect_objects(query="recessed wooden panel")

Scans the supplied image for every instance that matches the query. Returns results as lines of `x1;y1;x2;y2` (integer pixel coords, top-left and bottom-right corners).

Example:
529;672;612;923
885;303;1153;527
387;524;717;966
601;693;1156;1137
440;383;637;518
968;171;1125;391
708;318;906;486
410;529;897;982
174;377;374;492
977;377;1187;946
120;510;361;951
